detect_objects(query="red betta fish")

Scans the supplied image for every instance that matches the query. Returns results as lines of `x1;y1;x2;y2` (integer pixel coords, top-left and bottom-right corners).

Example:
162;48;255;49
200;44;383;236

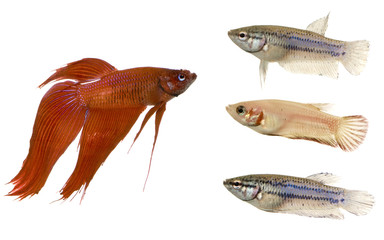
8;58;197;200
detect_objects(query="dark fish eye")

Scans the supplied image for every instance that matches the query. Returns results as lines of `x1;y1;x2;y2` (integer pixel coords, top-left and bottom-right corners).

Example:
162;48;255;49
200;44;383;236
233;180;242;189
236;105;246;116
178;74;186;81
238;31;248;41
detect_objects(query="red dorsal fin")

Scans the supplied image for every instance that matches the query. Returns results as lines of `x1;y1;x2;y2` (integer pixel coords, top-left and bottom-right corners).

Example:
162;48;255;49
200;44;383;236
60;106;146;201
39;58;117;88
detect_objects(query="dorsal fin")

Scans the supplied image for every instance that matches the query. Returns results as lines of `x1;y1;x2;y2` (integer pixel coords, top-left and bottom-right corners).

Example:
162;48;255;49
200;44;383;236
305;103;333;112
306;173;340;185
306;13;330;35
39;58;117;88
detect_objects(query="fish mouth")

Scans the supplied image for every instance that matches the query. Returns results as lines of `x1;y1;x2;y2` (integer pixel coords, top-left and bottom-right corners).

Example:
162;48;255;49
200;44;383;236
225;104;232;113
191;72;197;81
223;179;230;188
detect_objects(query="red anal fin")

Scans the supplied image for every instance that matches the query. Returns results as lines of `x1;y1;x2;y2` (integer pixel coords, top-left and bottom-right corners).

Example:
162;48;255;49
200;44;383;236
39;58;117;88
8;81;87;200
60;106;146;200
143;102;166;191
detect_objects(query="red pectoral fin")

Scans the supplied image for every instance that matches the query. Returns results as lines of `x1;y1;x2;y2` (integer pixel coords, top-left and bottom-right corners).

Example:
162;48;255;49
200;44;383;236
143;102;166;191
255;111;264;126
60;106;146;200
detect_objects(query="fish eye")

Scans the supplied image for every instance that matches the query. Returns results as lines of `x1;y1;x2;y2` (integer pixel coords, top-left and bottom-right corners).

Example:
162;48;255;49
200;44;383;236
178;74;186;82
236;105;246;116
232;180;242;189
238;31;248;41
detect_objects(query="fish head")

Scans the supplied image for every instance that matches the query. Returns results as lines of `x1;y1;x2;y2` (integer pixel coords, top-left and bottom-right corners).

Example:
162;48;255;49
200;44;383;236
228;27;266;53
159;69;197;97
223;176;260;201
226;102;263;126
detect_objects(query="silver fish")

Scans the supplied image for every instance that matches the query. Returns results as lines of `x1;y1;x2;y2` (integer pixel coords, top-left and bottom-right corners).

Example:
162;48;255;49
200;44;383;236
223;173;374;219
228;14;369;87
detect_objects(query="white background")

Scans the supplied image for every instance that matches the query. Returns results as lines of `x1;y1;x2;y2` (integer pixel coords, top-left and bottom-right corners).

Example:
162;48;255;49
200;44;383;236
0;0;382;239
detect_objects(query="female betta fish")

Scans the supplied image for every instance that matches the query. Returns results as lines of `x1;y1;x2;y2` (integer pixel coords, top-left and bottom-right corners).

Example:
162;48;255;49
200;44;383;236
228;14;369;87
226;99;368;151
224;173;374;219
8;58;196;200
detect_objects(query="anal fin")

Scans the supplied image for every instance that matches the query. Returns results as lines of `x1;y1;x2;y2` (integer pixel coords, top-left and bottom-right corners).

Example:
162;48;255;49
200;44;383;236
60;106;146;200
279;59;339;79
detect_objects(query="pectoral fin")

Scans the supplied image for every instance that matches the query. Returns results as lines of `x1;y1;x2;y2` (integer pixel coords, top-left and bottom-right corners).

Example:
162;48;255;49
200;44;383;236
255;111;264;126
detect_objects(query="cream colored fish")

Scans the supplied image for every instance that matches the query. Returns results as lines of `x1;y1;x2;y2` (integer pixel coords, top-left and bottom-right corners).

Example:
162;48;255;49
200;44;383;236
223;173;374;219
226;99;368;151
228;14;369;87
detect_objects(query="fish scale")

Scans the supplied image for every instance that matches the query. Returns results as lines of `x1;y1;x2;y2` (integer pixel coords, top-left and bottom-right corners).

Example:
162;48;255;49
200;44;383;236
262;26;345;58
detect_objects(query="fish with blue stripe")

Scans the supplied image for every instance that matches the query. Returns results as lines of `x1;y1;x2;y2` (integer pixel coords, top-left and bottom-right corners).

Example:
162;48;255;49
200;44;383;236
228;14;369;87
223;173;374;219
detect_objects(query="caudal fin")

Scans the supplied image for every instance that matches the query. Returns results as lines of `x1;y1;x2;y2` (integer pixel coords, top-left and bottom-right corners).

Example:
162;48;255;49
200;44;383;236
9;58;118;200
335;115;368;151
8;81;87;199
342;190;374;216
341;40;369;76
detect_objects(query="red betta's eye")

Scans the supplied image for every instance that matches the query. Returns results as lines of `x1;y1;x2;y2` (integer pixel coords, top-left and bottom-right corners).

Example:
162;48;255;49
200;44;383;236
178;74;185;81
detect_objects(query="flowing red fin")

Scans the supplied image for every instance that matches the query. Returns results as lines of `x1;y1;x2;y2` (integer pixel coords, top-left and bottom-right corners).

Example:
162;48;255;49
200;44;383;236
8;81;87;200
60;106;146;200
143;102;166;191
128;103;163;154
39;58;117;88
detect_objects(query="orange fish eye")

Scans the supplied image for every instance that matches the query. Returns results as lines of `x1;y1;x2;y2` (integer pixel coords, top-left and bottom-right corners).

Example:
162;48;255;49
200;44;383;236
178;74;186;81
236;105;246;116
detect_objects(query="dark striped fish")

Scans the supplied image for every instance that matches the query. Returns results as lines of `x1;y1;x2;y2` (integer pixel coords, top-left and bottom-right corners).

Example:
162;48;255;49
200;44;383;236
223;173;374;219
228;14;369;87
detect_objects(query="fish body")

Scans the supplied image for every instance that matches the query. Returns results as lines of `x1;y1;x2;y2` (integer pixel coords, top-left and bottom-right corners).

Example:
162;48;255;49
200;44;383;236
223;173;374;219
226;99;368;151
228;14;369;87
8;58;196;200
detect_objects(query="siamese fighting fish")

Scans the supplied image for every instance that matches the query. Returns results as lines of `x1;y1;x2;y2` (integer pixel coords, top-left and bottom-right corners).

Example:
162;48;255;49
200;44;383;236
226;99;368;151
8;58;197;200
224;173;374;219
228;14;369;87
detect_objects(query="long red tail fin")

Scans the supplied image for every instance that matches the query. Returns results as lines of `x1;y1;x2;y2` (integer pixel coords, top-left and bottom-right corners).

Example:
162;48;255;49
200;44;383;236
9;58;117;200
8;81;87;199
60;107;146;200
